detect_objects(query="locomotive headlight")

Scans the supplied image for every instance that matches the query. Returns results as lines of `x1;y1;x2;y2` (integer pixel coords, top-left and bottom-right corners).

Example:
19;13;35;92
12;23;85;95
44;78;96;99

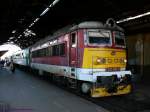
120;58;127;63
124;59;127;63
96;58;106;64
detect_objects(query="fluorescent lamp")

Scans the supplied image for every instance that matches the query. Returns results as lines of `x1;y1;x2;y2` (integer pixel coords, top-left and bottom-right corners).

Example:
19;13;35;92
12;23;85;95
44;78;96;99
117;11;150;23
10;41;14;44
40;8;50;16
51;0;60;7
9;37;14;40
34;18;40;23
12;30;16;33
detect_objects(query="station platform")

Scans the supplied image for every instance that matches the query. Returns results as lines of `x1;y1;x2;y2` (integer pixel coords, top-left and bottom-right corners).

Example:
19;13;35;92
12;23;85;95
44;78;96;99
0;64;150;112
0;65;109;112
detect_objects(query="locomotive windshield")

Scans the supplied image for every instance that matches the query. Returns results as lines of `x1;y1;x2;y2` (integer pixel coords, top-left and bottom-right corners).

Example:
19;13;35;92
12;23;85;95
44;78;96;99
88;31;111;45
114;31;125;47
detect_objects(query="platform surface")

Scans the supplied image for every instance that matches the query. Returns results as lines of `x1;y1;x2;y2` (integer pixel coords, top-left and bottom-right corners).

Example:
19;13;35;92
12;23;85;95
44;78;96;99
0;66;109;112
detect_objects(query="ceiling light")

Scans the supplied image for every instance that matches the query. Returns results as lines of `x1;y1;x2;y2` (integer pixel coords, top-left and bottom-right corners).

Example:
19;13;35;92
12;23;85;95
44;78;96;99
29;23;34;28
12;30;16;33
40;0;60;16
10;41;14;44
117;11;150;23
52;0;60;7
9;37;14;40
34;18;40;23
18;35;22;39
40;8;50;16
17;0;61;47
24;29;36;37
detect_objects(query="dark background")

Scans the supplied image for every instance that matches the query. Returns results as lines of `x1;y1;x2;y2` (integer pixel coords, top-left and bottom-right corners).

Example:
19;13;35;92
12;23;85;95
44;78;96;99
0;0;150;48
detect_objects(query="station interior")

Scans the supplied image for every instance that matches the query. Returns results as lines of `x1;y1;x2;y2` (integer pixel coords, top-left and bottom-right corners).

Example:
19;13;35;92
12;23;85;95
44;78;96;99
0;0;150;112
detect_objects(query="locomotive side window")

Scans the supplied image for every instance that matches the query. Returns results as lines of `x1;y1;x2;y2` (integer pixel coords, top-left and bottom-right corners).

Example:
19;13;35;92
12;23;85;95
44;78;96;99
71;33;77;47
59;43;65;56
88;31;111;45
52;44;65;56
114;31;125;47
47;47;52;56
52;45;59;56
32;43;65;57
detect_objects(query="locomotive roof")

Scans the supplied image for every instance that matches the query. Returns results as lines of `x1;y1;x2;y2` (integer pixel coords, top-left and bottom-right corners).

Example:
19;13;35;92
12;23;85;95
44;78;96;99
72;21;123;31
32;21;124;48
54;21;124;35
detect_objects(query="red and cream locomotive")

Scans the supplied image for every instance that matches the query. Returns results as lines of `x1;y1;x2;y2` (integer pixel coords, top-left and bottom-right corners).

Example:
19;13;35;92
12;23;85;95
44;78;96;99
14;19;132;97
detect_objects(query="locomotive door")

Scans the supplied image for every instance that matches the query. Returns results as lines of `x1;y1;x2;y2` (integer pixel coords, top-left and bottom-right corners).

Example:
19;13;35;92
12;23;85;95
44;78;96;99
69;32;78;67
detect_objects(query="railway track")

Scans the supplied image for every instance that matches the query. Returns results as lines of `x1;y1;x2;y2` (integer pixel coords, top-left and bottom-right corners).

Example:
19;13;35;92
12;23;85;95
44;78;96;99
69;87;150;112
89;95;150;112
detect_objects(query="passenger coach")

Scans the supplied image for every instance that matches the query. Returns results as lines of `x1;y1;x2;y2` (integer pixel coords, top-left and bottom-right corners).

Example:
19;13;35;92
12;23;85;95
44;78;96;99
12;48;30;67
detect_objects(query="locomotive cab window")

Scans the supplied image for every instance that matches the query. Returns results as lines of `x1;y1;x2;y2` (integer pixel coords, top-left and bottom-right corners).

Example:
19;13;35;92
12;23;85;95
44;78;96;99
88;31;111;45
114;31;125;47
71;33;77;47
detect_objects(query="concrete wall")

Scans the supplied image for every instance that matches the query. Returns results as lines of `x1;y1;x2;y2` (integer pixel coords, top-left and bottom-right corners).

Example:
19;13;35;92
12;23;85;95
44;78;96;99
127;33;150;82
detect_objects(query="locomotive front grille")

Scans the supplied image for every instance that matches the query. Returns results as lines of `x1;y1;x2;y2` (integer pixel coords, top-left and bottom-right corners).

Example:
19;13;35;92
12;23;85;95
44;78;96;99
96;75;118;85
96;75;118;93
106;67;120;72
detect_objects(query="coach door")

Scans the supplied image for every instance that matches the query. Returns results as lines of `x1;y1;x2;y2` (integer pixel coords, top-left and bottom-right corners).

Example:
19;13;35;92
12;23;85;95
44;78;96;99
70;32;78;67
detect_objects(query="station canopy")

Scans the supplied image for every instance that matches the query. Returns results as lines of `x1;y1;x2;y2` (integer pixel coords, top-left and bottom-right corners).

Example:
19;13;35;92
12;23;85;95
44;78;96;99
0;0;150;48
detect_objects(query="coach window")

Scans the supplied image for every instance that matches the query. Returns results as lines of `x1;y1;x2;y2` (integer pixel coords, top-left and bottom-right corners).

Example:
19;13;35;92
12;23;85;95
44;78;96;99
49;47;52;56
71;32;77;47
59;43;65;56
52;45;59;56
47;47;51;56
22;53;24;58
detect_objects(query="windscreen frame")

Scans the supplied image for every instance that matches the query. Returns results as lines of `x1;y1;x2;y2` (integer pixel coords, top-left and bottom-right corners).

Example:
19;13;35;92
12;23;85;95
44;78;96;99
86;29;112;47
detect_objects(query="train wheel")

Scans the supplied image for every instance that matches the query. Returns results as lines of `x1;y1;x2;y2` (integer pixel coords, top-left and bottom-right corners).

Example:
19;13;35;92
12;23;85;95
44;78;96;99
38;70;44;76
81;82;92;94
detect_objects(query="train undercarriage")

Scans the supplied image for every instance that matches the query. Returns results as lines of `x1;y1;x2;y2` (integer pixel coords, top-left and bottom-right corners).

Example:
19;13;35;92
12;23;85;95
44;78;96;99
46;72;132;97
